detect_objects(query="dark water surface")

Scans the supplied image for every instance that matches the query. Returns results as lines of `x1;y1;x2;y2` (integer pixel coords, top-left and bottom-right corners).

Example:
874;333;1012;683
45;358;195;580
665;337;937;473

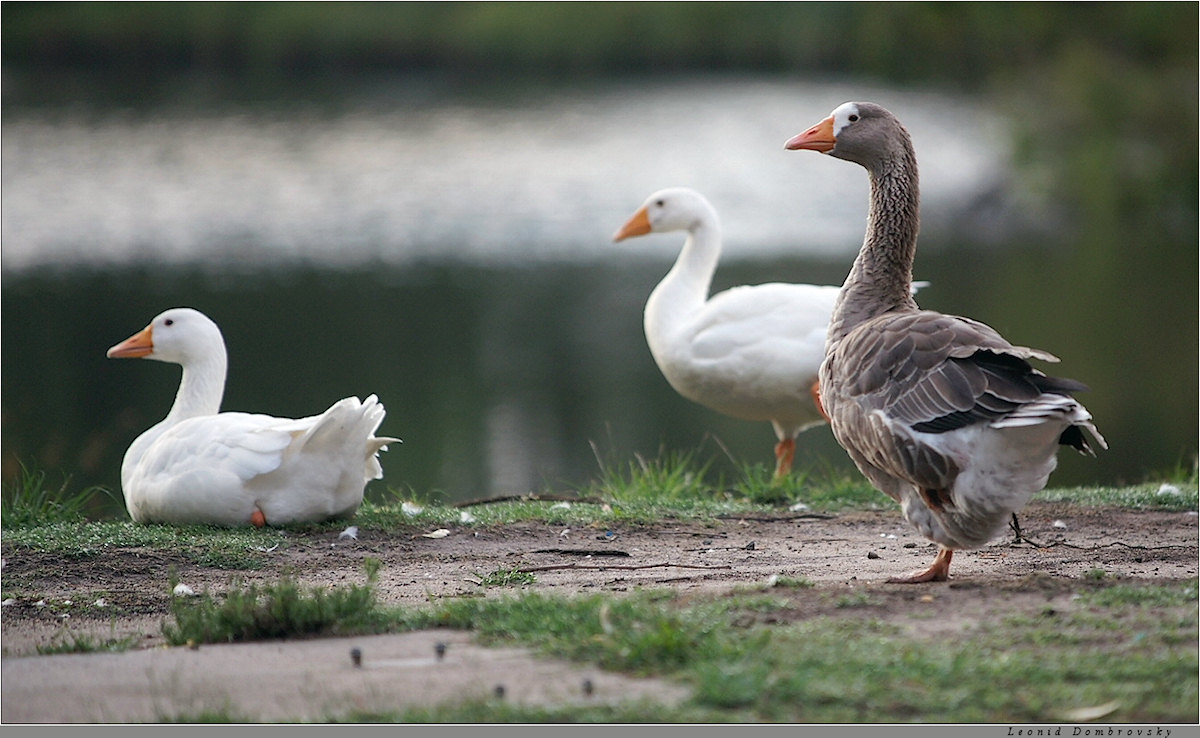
3;72;1195;516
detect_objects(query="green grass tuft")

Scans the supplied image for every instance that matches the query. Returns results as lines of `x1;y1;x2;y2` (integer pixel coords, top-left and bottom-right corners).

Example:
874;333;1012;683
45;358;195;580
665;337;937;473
475;569;537;587
35;628;142;655
162;559;393;646
1;462;117;528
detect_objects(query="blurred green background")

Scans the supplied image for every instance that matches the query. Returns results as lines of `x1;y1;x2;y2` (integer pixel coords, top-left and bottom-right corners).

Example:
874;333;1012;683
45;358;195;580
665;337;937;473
2;2;1196;515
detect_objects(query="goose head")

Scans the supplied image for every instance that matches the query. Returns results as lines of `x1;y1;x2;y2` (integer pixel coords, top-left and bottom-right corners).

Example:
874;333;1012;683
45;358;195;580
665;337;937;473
107;307;225;366
784;102;910;169
612;187;717;242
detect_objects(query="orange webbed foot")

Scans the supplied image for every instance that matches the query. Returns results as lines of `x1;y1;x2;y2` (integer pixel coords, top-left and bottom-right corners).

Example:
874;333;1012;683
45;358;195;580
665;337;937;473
887;547;953;584
250;508;266;528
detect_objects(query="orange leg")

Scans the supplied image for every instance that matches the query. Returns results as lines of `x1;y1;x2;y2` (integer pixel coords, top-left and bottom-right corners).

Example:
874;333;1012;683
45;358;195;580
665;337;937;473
887;547;953;584
773;438;796;479
250;507;267;528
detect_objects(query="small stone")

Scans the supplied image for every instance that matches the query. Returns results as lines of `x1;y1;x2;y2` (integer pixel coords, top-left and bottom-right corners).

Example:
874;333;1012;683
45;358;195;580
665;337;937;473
867;551;880;559
744;541;756;550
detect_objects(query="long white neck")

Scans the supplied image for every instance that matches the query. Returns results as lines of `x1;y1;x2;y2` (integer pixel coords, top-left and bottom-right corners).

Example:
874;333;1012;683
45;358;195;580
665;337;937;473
163;344;227;424
643;218;721;355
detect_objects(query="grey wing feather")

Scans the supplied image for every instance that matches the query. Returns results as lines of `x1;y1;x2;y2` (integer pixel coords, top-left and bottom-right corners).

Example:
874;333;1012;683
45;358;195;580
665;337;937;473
841;311;1085;434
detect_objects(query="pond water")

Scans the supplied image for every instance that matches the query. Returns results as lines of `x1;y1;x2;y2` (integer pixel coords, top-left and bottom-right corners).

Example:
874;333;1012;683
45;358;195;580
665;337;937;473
2;71;1194;515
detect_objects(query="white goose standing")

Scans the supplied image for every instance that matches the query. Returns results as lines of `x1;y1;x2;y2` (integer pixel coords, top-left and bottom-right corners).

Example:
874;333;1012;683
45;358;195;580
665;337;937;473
107;307;398;527
613;187;839;478
786;102;1106;582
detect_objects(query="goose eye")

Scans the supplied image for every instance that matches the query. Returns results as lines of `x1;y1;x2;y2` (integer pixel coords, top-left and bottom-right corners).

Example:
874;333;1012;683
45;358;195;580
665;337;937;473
654;199;665;208
164;319;174;326
848;114;859;122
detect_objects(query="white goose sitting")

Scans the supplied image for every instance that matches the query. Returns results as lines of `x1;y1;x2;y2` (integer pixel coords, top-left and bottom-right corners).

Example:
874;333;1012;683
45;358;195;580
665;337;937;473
106;307;398;527
613;187;840;478
786;102;1106;582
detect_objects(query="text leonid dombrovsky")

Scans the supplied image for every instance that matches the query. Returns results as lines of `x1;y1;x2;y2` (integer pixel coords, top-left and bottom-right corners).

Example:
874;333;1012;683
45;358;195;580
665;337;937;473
1008;729;1173;737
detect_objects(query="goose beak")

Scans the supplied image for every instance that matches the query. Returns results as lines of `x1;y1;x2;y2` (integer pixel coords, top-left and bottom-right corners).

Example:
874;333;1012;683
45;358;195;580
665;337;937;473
785;115;836;153
612;206;652;242
107;325;155;359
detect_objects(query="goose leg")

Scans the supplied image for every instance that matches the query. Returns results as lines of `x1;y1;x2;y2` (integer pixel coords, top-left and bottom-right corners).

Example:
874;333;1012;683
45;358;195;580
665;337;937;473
250;507;267;528
773;438;796;479
810;380;830;423
887;547;953;584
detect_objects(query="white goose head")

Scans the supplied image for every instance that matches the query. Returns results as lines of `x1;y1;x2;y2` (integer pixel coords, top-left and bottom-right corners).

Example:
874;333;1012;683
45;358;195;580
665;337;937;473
107;307;226;367
612;187;718;242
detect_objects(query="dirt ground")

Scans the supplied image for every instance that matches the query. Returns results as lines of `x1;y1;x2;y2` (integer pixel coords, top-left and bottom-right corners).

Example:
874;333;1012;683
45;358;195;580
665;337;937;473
1;501;1197;723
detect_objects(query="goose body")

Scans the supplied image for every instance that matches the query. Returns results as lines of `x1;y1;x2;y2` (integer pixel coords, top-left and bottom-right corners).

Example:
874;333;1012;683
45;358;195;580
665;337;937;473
786;102;1106;582
107;308;398;527
613;187;839;477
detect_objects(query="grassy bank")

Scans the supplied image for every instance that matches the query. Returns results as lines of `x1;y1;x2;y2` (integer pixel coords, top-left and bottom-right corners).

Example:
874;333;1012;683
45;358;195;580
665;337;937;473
2;458;1196;722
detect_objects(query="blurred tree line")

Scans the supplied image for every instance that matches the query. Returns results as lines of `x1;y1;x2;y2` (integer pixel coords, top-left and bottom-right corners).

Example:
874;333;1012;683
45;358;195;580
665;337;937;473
2;2;1193;87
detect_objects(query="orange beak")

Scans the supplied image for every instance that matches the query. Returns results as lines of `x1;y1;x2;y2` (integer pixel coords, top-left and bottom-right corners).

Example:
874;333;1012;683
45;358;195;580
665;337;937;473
612;206;652;242
785;115;836;153
106;325;154;359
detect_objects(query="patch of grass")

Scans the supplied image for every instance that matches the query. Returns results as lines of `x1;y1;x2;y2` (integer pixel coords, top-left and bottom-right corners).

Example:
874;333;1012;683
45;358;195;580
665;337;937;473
362;449;900;529
36;628;142;655
343;699;720;724
401;591;732;676
770;576;814;589
379;580;1197;723
474;569;537;588
1079;581;1198;608
1;520;287;569
592;446;717;505
834;591;876;609
162;559;395;646
1;462;117;528
160;708;254;723
1037;482;1199;511
730;462;887;511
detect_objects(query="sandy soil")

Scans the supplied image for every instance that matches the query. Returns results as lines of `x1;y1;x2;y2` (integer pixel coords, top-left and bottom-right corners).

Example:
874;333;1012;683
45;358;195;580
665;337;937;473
2;501;1197;723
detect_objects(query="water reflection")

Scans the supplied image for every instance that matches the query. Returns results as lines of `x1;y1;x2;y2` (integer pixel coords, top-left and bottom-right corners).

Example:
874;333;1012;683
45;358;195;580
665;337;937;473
2;74;1009;271
2;73;1194;517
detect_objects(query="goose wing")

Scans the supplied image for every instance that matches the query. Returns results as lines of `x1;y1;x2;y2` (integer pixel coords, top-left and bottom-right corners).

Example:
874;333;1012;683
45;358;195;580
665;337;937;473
688;283;837;364
828;310;1088;489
